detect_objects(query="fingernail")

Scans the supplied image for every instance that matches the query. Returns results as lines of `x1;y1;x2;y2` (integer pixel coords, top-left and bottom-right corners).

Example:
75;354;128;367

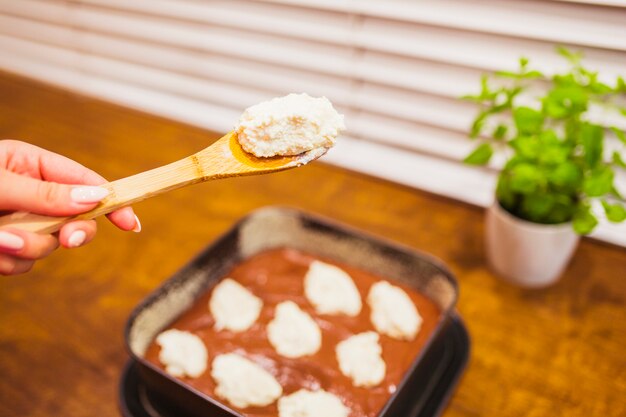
68;230;87;248
0;231;25;251
71;186;109;204
132;215;142;233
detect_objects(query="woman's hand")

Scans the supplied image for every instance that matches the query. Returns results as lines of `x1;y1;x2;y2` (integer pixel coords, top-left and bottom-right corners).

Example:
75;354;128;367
0;140;140;275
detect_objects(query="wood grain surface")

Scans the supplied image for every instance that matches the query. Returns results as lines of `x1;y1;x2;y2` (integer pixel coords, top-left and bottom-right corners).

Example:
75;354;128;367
0;73;624;417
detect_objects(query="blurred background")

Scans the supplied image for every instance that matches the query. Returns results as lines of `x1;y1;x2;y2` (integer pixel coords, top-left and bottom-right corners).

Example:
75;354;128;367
0;0;624;245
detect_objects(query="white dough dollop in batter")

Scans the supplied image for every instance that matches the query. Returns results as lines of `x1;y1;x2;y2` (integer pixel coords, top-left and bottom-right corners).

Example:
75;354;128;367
335;331;386;388
156;329;208;378
209;278;263;333
278;389;349;417
367;281;422;341
211;353;283;409
304;260;362;316
267;301;322;358
235;93;345;157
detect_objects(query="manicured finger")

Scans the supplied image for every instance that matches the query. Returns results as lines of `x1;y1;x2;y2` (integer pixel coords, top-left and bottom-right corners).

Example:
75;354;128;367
0;229;59;260
0;169;109;216
0;253;35;275
1;139;109;185
25;143;141;227
59;220;97;249
1;140;139;230
107;207;141;232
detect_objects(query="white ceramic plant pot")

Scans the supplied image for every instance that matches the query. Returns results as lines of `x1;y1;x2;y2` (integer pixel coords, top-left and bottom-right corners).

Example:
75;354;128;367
485;202;580;288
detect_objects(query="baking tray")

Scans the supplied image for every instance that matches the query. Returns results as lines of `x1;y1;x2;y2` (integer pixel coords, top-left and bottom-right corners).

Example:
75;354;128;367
119;314;469;417
123;207;464;417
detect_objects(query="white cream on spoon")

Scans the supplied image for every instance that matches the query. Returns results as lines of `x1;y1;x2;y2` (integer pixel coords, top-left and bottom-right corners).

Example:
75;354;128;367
234;93;345;158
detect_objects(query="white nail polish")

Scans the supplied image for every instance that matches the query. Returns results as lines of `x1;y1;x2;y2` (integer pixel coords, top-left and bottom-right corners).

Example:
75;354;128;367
0;231;25;251
132;215;142;233
68;230;87;248
71;186;109;204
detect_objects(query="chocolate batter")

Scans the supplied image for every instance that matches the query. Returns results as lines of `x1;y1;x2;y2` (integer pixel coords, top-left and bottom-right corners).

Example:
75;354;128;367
144;248;440;417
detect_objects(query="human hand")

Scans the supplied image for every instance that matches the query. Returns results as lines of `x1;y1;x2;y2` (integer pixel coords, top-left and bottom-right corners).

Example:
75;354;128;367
0;140;140;275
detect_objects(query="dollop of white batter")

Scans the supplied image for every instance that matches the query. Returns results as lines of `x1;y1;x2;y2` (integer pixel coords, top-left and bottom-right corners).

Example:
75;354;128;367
335;331;386;388
211;353;283;409
278;389;349;417
367;281;422;341
267;301;322;358
304;260;362;316
156;329;208;378
235;93;345;157
209;278;263;332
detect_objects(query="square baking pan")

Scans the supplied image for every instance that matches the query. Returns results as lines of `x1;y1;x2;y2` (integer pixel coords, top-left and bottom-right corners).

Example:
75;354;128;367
124;206;461;417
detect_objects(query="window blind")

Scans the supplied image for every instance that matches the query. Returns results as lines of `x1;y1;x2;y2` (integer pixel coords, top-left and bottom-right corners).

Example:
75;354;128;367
0;0;624;245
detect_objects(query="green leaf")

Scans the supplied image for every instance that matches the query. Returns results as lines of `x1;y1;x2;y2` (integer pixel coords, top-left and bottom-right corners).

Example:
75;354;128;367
525;70;544;79
510;136;540;159
553;73;577;88
548;162;583;190
519;57;529;69
590;81;613;94
506;86;524;103
470;111;488;138
617;76;626;93
463;75;498;102
583;166;614;197
581;123;604;168
539;145;569;166
613;151;626;168
611;184;624;199
543;86;588;118
495;70;522;79
493;124;508;140
601;200;626;223
480;74;494;100
539;130;560;144
508;163;544;194
573;205;598;234
496;176;516;209
503;155;523;169
495;68;543;80
521;194;555;220
556;46;583;64
611;127;626;144
544;194;576;224
564;119;580;142
514;107;544;135
460;93;483;102
544;99;569;119
464;143;493;165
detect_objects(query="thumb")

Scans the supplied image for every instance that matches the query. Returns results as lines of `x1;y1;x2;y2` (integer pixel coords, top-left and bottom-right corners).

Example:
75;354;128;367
0;169;110;216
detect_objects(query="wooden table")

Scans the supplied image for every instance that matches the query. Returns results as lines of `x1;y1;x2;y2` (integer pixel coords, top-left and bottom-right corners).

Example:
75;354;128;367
1;73;624;417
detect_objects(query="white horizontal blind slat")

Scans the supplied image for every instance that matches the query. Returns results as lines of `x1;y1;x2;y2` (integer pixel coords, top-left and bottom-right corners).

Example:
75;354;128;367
0;0;356;77
0;46;239;132
78;0;356;46
357;17;626;81
356;0;626;51
0;0;625;246
261;0;626;49
550;0;626;7
0;14;355;105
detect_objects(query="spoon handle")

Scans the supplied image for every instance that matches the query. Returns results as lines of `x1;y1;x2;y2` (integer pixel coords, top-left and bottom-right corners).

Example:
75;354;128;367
0;156;202;234
0;131;318;234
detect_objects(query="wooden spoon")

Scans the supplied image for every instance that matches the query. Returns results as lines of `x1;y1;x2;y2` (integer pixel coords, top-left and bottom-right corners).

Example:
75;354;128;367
0;131;328;234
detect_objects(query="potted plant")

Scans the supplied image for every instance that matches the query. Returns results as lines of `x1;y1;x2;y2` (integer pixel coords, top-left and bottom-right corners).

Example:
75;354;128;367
463;47;626;287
